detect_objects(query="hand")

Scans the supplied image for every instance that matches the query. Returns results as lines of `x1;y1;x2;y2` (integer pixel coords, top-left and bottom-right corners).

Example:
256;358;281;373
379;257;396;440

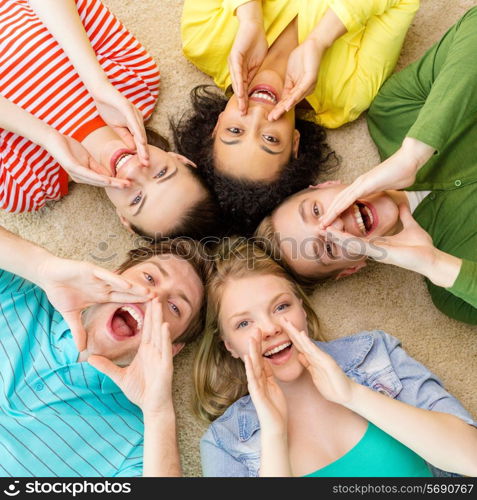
268;38;323;121
91;80;149;166
37;256;153;351
282;318;356;406
245;332;288;435
88;299;174;414
319;138;435;229
44;132;129;188
322;203;436;272
228;19;268;115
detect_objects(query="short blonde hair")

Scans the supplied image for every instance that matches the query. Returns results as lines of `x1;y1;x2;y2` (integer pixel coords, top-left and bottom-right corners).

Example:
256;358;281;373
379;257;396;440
193;238;324;422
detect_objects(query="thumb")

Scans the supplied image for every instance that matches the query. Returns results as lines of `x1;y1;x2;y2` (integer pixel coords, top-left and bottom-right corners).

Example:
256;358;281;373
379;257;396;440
64;312;87;352
112;126;136;150
398;203;417;228
297;352;310;370
88;355;123;385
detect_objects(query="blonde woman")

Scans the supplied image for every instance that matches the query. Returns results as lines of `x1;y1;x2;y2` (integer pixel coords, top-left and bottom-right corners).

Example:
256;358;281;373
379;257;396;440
194;240;477;477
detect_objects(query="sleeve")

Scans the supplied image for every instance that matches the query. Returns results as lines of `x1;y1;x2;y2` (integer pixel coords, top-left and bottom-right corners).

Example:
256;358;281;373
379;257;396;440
425;261;477;325
113;465;142;477
200;430;251;477
326;0;406;33
224;0;254;14
380;332;477;427
0;269;35;296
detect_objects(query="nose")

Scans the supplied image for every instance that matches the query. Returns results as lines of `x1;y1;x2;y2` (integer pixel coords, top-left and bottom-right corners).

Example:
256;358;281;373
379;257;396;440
259;318;281;340
330;217;344;231
117;157;147;182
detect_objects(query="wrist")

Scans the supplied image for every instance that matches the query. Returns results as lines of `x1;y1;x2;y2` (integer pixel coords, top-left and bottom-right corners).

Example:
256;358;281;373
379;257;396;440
27;248;59;289
236;1;263;23
339;381;363;411
142;402;176;422
425;248;462;288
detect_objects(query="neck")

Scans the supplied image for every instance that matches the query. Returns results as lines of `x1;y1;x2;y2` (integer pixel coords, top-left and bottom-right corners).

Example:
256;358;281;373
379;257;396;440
260;17;298;77
278;368;324;405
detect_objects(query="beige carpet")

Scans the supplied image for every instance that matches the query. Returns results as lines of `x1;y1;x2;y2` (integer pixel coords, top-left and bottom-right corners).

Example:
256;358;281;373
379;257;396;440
1;0;475;477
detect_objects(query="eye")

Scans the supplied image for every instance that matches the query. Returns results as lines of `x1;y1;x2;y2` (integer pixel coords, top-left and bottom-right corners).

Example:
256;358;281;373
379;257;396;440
154;167;167;179
313;203;320;217
236;320;249;329
263;134;279;144
130;193;142;206
226;127;242;135
168;301;181;317
143;272;155;285
275;303;290;313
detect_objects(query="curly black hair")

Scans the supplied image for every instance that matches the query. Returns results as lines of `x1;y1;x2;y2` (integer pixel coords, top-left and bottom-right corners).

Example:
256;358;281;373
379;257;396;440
129;127;224;241
170;85;337;236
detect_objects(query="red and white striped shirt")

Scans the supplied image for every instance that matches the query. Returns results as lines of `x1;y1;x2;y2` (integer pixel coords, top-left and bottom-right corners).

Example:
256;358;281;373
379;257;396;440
0;0;160;212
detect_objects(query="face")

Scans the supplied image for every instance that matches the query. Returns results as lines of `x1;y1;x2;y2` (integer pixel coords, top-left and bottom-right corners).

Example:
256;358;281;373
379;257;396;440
272;183;402;279
82;254;204;366
219;273;308;383
104;145;207;237
213;70;300;182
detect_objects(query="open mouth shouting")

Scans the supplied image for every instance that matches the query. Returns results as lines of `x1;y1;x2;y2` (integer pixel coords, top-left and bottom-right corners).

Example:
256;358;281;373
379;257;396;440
110;149;136;177
351;201;378;236
263;340;293;365
107;304;144;342
248;85;279;105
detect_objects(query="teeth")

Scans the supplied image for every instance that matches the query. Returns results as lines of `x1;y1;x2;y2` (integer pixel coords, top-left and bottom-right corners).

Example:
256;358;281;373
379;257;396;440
119;306;143;333
264;342;292;357
353;204;366;236
363;205;374;227
115;154;132;173
250;90;277;104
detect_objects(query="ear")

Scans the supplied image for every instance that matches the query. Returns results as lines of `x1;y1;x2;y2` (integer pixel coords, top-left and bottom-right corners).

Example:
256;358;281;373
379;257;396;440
168;152;196;168
116;209;135;234
172;342;185;357
212;112;224;137
309;180;342;189
334;260;367;280
292;129;301;158
223;338;240;359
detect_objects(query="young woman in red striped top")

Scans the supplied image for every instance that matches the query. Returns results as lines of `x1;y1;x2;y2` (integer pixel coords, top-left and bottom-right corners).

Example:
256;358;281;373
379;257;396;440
0;0;218;239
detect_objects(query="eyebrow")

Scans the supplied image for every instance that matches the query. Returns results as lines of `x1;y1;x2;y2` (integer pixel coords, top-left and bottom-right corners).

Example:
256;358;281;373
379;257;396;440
229;292;290;321
219;138;284;155
133;166;179;217
148;261;193;309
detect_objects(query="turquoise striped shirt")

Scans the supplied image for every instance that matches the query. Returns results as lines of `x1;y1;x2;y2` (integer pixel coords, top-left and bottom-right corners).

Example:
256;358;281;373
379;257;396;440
0;269;144;477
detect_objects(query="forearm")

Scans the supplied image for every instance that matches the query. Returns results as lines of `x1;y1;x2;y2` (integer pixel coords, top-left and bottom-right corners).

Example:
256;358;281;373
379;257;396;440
345;383;477;476
307;8;347;51
235;1;263;23
259;431;292;477
143;406;181;477
0;96;58;149
0;225;55;287
28;0;109;92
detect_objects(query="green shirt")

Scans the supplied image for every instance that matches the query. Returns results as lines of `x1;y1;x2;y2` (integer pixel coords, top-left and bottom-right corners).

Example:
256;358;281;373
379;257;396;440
367;6;477;324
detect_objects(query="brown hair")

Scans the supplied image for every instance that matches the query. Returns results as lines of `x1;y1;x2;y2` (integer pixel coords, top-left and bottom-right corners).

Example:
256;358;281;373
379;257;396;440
193;238;324;422
117;237;212;345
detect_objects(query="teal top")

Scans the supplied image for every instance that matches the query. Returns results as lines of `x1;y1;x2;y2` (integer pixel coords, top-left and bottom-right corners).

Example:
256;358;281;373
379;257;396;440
0;270;144;477
303;423;432;477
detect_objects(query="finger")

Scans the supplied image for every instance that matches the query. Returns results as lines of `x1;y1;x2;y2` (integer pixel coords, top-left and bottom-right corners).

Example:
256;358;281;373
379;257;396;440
151;299;164;349
281;318;308;354
398;203;416;228
92;267;133;290
112;126;136;151
74;168;130;189
88;354;123;384
142;300;153;344
108;292;154;304
244;354;258;390
319;188;362;229
297;352;311;370
64;313;87;352
267;101;287;121
161;322;173;362
248;335;263;380
322;228;369;257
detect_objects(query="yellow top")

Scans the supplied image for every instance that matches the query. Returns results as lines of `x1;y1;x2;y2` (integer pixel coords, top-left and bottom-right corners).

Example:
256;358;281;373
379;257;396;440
181;0;419;128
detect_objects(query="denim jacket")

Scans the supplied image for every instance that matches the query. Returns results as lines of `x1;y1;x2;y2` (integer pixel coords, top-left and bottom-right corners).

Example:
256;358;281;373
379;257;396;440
201;331;476;477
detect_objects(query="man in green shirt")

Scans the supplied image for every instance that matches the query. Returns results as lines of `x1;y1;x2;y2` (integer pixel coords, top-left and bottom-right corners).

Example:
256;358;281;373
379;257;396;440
256;7;477;324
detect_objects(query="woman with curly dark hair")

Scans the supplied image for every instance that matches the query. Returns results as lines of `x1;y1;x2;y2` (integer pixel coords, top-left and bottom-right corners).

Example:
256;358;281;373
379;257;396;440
175;0;419;234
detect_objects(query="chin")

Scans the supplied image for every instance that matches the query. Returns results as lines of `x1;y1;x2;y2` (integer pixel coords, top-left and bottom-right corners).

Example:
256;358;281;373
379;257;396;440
270;360;304;383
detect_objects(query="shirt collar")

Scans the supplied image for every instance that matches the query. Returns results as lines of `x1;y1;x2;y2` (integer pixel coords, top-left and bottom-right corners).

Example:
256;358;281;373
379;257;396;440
237;333;375;441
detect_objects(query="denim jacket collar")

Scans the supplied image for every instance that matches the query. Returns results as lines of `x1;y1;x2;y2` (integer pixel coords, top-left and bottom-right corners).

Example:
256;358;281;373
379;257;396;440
237;334;375;441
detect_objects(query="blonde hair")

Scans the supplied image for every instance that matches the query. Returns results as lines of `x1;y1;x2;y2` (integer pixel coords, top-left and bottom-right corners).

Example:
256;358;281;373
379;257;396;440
193;238;324;422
